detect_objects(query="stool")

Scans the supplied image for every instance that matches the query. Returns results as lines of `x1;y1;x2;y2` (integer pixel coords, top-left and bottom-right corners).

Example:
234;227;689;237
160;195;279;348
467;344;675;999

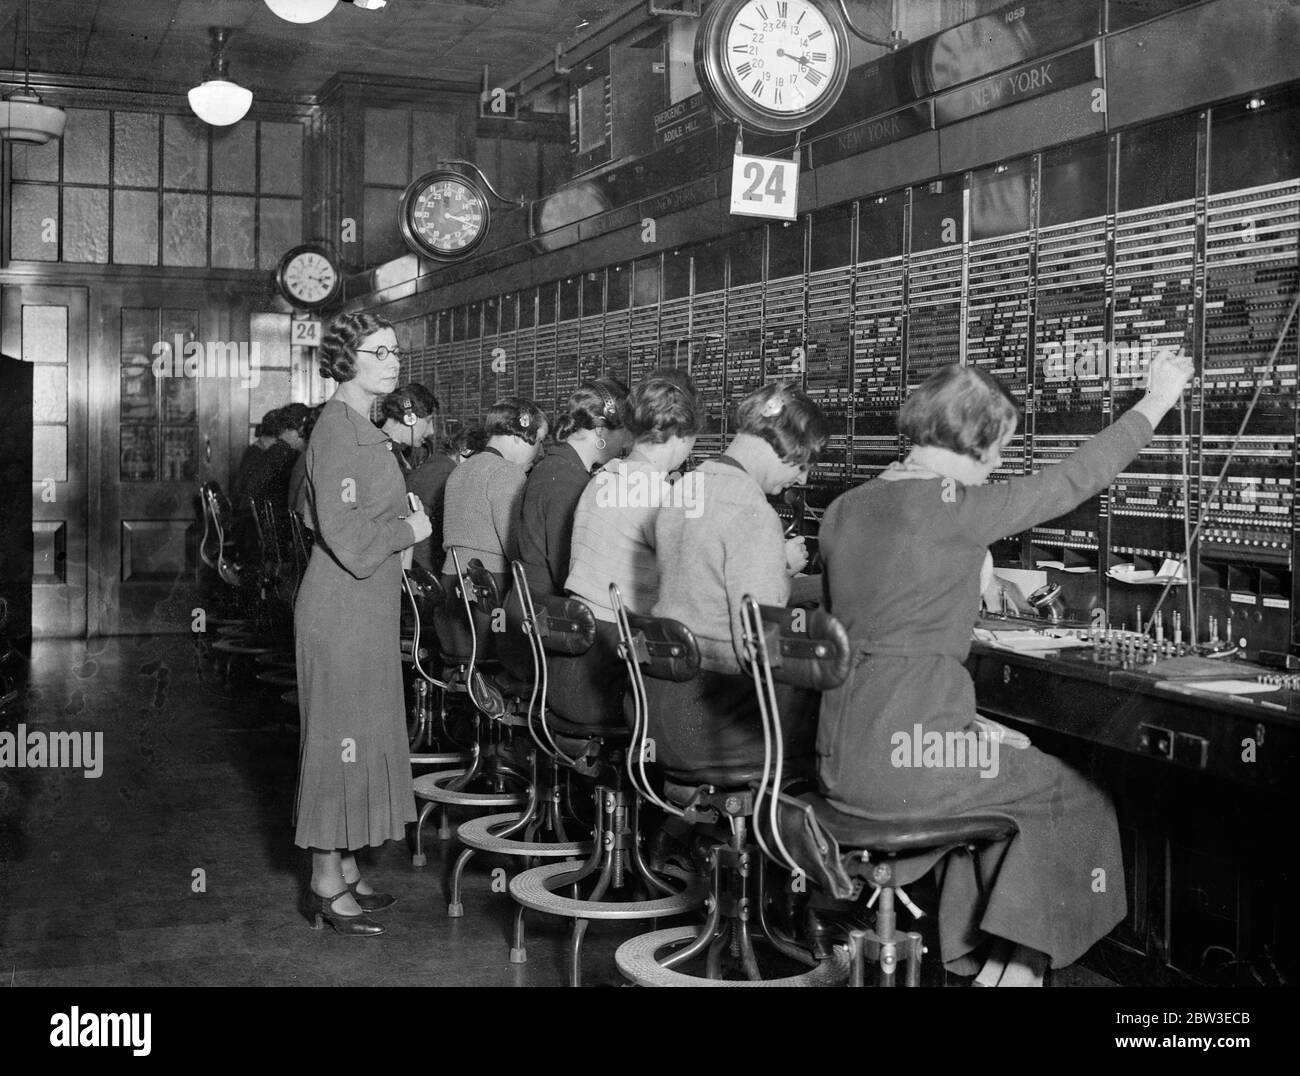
509;784;706;986
409;549;530;866
737;595;1018;987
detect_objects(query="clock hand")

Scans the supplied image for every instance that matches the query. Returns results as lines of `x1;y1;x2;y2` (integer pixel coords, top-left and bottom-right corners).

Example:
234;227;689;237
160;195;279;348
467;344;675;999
775;47;812;66
443;213;473;225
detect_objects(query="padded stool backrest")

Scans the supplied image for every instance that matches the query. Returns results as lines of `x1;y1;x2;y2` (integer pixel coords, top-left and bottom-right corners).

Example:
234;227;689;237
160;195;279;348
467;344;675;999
739;595;851;875
610;583;701;817
748;604;851;691
435;546;489;668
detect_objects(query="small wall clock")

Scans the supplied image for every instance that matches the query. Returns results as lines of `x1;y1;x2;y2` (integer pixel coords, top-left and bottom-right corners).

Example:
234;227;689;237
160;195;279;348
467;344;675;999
275;244;342;312
398;169;492;261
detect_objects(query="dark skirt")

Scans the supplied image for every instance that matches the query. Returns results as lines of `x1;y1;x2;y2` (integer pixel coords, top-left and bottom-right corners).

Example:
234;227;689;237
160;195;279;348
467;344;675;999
293;547;416;850
816;652;1126;970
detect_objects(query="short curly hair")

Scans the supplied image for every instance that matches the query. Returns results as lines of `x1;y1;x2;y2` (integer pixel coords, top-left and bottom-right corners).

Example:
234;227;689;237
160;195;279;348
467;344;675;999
378;382;439;424
898;365;1019;461
553;378;630;441
735;381;829;467
319;311;395;382
483;397;548;445
626;368;702;444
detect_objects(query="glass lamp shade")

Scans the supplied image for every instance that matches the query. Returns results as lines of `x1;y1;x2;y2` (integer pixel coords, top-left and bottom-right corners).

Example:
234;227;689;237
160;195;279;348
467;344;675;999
187;79;254;126
264;0;340;22
0;94;68;144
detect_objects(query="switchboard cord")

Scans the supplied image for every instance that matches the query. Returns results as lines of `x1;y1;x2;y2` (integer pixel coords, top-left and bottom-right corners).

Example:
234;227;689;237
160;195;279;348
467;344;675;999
1139;289;1300;644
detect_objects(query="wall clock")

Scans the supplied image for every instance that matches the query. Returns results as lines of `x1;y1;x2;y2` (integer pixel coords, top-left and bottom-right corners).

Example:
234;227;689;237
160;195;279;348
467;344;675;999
398;169;492;261
275;244;342;312
695;0;851;135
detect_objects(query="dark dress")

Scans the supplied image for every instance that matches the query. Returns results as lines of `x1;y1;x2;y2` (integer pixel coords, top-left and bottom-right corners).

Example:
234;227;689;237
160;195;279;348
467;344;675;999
405;453;456;574
816;410;1153;971
293;397;418;850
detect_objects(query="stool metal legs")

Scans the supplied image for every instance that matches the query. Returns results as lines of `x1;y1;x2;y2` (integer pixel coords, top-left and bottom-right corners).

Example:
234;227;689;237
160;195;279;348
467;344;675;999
846;886;926;987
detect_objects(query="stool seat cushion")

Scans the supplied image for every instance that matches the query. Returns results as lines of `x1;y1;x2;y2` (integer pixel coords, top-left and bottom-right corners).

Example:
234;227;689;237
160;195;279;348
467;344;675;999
806;794;1018;855
660;756;814;796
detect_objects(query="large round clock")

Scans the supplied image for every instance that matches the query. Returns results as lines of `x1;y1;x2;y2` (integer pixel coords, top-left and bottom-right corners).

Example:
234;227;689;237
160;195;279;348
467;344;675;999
275;244;342;312
695;0;851;135
398;169;492;261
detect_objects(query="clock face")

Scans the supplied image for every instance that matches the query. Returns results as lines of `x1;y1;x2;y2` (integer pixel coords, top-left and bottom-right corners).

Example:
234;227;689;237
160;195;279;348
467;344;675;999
400;171;491;260
276;245;341;311
724;0;839;115
696;0;849;135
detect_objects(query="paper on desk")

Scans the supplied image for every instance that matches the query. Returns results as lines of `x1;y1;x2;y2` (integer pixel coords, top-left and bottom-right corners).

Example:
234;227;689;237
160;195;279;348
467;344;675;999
1156;679;1280;696
982;631;1091;652
993;568;1048;594
1035;560;1095;574
1106;559;1187;585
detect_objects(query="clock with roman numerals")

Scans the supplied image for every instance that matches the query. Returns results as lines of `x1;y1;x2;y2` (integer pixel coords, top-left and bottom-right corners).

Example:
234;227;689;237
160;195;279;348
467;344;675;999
695;0;850;135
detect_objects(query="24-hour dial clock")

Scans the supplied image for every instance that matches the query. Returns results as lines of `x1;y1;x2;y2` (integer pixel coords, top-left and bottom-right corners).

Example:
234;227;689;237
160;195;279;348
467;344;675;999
696;0;850;135
275;244;342;311
398;170;492;261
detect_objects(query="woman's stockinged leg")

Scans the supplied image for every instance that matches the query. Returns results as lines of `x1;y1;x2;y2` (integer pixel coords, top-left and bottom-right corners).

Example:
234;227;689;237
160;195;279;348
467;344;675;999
312;849;363;915
340;852;374;895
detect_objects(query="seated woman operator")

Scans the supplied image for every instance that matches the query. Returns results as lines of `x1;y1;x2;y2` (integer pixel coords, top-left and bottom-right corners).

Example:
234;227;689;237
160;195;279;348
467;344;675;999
566;369;702;624
499;378;632;692
439;397;548;600
407;418;474;574
649;381;825;779
376;383;439;477
517;377;633;597
815;351;1193;986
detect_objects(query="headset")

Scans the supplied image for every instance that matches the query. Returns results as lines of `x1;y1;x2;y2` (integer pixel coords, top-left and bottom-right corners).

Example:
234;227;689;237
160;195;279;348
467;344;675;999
593;381;617;423
399;394;418;427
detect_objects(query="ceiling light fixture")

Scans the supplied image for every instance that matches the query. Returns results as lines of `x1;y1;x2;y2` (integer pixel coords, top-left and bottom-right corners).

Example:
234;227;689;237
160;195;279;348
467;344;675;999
188;28;253;127
0;0;68;145
264;0;339;22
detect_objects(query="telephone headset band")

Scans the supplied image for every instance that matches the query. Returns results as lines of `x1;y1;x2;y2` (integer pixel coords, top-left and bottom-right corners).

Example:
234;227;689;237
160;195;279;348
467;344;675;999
400;394;418;427
593;382;617;425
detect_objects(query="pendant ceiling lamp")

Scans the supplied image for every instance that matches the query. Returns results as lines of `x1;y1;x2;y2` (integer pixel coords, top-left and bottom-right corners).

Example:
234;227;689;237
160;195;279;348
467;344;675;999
188;28;253;127
0;0;68;145
264;0;340;22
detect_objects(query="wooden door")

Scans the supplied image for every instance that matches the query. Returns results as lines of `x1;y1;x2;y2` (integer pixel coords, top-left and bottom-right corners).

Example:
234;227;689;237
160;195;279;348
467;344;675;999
92;286;241;634
1;285;90;639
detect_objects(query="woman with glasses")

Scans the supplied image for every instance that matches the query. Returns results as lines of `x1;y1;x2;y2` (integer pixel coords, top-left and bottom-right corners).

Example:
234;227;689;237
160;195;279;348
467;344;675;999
293;312;432;937
647;381;826;778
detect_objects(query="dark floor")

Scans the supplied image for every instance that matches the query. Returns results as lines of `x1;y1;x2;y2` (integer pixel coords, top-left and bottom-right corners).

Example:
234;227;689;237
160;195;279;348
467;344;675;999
0;635;1114;987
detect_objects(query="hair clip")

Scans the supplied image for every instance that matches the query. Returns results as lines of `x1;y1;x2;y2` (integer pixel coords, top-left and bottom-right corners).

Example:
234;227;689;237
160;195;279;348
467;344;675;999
761;395;784;418
518;411;531;429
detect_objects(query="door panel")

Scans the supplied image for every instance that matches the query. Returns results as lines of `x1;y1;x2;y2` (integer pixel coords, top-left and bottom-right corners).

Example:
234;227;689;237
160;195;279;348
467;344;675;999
1;285;89;638
94;286;240;634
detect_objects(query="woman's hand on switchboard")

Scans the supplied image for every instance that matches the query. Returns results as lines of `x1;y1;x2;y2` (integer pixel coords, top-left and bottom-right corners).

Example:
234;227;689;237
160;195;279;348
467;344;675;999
1133;348;1195;426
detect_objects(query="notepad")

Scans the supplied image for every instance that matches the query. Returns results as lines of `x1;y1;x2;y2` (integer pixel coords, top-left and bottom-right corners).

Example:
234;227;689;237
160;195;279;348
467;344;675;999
1154;679;1279;696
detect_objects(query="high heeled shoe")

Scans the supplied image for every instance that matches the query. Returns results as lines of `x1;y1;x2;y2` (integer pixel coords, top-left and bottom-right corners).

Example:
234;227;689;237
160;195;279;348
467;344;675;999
347;881;397;912
303;888;385;936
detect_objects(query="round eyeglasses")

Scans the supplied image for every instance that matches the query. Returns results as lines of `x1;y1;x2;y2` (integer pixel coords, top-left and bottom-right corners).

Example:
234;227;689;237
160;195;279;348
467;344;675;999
356;346;406;362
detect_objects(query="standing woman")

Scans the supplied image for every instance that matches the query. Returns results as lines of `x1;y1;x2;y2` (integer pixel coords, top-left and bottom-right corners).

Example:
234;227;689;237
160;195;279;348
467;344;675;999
294;312;432;936
816;353;1193;985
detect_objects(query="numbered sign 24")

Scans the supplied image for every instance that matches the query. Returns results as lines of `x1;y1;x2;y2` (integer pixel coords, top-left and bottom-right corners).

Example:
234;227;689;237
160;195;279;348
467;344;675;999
729;153;799;221
291;319;323;347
